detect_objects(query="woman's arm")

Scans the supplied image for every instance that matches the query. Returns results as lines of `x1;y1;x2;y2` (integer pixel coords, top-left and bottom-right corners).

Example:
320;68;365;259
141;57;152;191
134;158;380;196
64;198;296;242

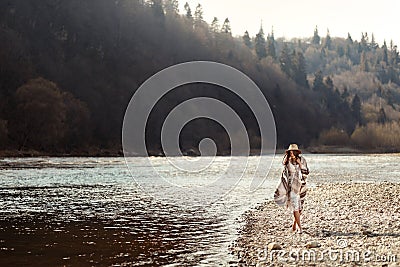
299;156;309;175
282;154;289;165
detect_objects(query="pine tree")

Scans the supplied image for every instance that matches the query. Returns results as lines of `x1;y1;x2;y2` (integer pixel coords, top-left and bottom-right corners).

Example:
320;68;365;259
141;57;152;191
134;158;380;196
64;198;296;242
382;40;388;64
255;25;267;59
184;2;192;19
266;29;276;60
324;76;338;113
211;17;220;33
336;46;345;57
243;30;252;48
221;18;231;35
323;29;331;49
357;43;362;54
324;76;334;91
376;86;383;97
346;33;353;44
341;87;350;99
383;89;395;108
389;40;399;66
292;51;308;87
351;94;362;125
163;0;179;15
377;64;389;84
279;43;292;77
312;26;320;45
378;108;387;124
345;44;351;59
360;51;369;71
360;32;368;51
312;70;324;91
194;4;203;24
370;33;378;50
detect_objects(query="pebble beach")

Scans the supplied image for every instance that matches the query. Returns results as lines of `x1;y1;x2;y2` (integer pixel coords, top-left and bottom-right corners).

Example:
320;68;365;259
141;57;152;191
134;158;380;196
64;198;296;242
231;183;400;266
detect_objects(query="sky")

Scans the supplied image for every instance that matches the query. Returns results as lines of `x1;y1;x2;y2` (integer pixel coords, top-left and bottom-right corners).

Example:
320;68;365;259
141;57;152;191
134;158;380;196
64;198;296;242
179;0;400;46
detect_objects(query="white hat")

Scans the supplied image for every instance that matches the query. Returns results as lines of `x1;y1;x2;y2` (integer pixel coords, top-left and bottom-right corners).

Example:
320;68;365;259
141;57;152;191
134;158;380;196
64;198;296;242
286;143;301;153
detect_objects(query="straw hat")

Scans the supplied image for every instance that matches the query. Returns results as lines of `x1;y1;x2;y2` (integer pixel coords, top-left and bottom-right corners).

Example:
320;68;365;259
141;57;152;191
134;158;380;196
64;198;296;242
286;143;301;153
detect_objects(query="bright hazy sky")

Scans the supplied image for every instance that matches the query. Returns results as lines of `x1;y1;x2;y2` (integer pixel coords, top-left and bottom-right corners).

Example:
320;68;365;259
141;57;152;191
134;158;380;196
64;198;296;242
179;0;400;46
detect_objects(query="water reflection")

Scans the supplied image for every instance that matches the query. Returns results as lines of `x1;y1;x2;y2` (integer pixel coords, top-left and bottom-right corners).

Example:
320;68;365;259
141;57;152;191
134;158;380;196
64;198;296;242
0;184;234;266
1;211;228;266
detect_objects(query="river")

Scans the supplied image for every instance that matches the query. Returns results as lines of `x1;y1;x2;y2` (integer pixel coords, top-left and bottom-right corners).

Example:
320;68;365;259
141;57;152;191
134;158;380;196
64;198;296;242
0;154;399;266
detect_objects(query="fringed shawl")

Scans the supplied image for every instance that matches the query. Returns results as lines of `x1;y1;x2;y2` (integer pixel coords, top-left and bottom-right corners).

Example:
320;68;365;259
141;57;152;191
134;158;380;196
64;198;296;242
274;155;309;210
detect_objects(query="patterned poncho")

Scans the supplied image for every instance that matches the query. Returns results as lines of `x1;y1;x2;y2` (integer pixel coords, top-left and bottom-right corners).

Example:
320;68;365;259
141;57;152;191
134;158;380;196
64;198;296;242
274;154;309;211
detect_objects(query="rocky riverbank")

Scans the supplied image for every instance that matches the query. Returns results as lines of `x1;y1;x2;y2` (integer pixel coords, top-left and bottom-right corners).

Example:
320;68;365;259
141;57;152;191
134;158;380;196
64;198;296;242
231;183;400;266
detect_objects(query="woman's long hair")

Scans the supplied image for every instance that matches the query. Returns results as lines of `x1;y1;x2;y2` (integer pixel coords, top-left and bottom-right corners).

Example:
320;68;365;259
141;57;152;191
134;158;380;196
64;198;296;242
283;150;300;165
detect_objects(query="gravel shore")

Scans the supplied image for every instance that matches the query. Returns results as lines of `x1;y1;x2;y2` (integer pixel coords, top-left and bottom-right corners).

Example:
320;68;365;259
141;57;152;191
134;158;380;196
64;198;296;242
231;183;400;266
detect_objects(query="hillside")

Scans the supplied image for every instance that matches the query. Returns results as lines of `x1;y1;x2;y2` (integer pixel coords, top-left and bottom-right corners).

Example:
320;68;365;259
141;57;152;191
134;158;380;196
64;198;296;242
0;0;399;155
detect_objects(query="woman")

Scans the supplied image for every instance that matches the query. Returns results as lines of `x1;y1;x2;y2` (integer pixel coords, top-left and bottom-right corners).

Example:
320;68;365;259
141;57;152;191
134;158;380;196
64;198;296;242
274;144;309;233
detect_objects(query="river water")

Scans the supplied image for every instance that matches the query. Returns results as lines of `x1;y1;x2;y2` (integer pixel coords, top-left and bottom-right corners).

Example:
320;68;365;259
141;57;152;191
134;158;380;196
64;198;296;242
0;154;399;266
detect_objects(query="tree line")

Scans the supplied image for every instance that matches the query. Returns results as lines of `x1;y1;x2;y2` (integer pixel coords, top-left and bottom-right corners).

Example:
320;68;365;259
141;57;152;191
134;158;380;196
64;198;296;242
0;0;399;155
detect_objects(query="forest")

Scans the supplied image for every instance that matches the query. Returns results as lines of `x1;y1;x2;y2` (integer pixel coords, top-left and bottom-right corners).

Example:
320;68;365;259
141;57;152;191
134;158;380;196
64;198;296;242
0;0;399;155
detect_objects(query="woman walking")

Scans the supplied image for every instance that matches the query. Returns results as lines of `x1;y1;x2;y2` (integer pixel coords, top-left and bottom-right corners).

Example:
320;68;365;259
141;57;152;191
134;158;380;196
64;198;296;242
274;144;309;233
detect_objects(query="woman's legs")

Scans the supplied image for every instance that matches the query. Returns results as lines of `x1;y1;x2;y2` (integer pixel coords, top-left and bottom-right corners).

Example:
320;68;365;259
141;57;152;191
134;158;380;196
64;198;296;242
292;215;296;231
292;211;301;230
290;192;302;232
293;210;302;233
